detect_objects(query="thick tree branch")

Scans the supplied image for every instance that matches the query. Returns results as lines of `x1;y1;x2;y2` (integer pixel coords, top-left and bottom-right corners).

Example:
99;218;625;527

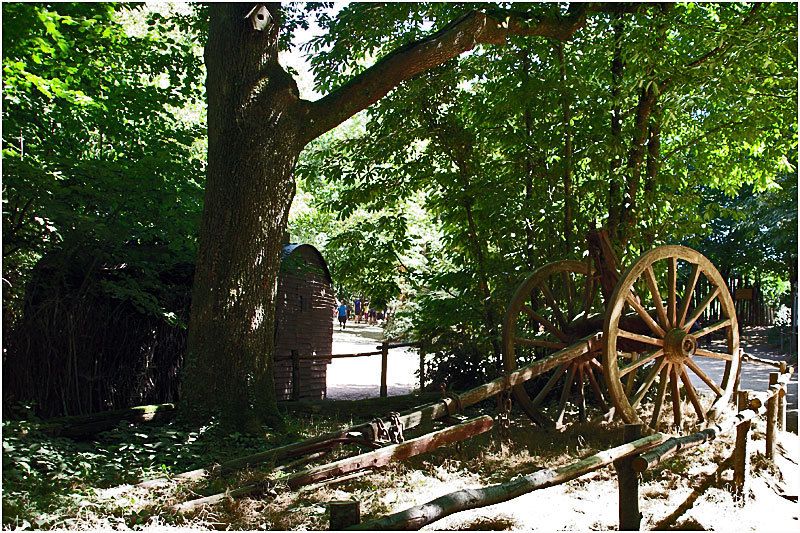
299;6;587;144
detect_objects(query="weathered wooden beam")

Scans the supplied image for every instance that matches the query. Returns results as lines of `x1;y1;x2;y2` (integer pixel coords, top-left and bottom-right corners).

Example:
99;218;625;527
615;424;643;530
375;341;420;350
766;372;779;459
733;390;751;498
138;430;367;489
633;428;717;472
287;416;493;489
171;416;493;514
741;352;793;370
380;341;389;398
330;500;361;529
351;431;665;531
41;403;175;438
329;350;383;359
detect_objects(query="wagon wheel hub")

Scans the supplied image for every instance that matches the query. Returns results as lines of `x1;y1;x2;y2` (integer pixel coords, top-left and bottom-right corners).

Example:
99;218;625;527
663;328;697;362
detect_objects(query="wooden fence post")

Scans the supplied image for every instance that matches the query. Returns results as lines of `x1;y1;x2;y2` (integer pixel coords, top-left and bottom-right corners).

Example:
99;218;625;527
614;423;643;530
733;390;751;499
777;362;787;431
419;344;426;393
329;500;360;529
380;341;388;398
766;372;779;459
291;350;301;401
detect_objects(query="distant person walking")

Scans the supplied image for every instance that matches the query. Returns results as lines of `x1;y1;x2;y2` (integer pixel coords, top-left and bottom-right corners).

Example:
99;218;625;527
354;298;363;323
337;301;349;330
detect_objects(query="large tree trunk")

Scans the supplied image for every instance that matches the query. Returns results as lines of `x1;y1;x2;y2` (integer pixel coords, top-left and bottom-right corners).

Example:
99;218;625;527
180;4;302;428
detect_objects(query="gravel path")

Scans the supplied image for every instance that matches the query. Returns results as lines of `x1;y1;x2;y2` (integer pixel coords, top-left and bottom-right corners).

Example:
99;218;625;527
326;320;420;400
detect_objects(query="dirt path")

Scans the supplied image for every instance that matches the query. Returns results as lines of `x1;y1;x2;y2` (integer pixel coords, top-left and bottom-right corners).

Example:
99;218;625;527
326;320;420;400
699;326;798;432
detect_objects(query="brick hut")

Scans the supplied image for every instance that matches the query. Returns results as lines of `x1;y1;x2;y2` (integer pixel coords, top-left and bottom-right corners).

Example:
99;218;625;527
273;242;336;400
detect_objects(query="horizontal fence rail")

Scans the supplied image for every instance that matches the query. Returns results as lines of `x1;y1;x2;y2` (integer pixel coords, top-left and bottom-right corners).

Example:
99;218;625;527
326;340;423;398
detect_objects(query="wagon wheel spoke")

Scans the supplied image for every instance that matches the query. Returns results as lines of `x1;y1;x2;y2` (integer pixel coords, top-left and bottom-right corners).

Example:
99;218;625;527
643;266;670;330
516;337;567;350
625;293;666;337
624;352;639;397
630;358;668;408
555;364;578;427
684;286;720;332
679;366;705;423
667;257;677;327
530;364;569;407
693;318;731;339
577;365;587;422
619;349;664;377
505;260;605;429
586;365;608;412
582;273;595;318
650;363;671;429
561;270;575;321
540;285;568;331
693;348;733;361
670;365;682;427
617;329;664;347
684;357;723;396
521;304;569;343
677;263;702;328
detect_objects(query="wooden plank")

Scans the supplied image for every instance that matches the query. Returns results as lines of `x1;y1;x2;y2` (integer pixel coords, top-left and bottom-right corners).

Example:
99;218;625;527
172;416;494;513
287;416;493;489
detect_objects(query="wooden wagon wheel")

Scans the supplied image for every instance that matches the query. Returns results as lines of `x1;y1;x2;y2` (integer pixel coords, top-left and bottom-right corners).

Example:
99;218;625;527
502;260;606;428
603;245;740;430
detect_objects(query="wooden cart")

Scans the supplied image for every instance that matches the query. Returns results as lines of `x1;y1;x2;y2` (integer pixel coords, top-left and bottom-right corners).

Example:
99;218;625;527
503;232;740;432
167;231;743;510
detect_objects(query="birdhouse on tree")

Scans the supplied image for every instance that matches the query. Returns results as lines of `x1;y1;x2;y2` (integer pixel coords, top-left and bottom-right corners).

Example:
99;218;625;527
273;240;335;400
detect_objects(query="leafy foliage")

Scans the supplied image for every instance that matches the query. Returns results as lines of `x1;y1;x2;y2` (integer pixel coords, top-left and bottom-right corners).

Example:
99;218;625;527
2;2;206;325
291;2;797;386
2;3;206;415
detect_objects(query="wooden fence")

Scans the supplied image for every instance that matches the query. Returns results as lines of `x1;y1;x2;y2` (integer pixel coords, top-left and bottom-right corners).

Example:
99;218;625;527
334;363;794;530
327;340;423;398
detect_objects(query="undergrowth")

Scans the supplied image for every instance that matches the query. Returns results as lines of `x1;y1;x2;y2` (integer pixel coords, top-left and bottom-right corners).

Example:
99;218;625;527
1;406;343;529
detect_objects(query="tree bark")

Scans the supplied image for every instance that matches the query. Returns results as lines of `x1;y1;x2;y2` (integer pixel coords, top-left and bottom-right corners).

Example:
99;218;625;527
642;105;662;247
556;42;574;254
181;4;303;427
618;84;658;247
520;47;538;271
607;14;625;240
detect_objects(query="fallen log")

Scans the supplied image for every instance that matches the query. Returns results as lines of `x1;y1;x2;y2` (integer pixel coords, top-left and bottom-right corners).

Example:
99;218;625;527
140;336;597;489
282;392;443;417
41;403;175;439
350;431;666;530
171;415;493;514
